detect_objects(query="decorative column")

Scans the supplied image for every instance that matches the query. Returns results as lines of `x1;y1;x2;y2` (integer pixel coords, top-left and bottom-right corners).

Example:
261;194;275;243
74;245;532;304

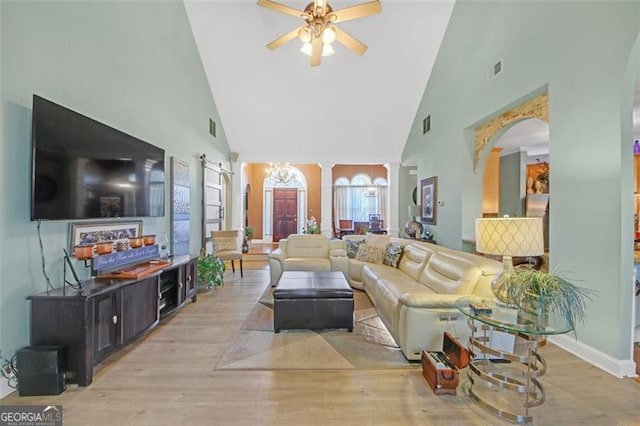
385;162;400;237
319;162;335;237
231;160;244;231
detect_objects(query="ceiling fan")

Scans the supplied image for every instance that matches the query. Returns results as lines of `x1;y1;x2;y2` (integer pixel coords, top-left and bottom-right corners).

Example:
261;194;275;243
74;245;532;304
257;0;382;67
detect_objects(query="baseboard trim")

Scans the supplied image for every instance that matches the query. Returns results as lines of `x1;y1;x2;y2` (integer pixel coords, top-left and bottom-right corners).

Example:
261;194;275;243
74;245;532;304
549;334;638;378
0;380;15;399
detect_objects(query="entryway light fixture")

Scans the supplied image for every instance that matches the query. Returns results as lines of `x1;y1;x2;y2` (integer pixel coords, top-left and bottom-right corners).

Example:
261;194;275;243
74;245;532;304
265;162;295;185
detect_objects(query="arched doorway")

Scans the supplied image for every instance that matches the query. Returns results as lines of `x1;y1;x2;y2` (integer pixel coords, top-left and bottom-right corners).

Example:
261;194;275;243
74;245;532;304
481;118;550;257
263;166;308;242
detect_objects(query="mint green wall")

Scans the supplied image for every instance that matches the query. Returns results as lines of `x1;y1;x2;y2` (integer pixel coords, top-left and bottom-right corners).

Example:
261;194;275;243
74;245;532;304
404;1;640;361
0;1;229;361
0;1;4;365
499;151;525;217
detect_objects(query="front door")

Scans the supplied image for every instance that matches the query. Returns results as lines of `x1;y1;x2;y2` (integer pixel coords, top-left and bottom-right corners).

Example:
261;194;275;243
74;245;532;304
273;188;298;242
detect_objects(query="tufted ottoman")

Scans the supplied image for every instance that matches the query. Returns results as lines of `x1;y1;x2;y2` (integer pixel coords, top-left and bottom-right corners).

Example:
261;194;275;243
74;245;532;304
273;271;354;333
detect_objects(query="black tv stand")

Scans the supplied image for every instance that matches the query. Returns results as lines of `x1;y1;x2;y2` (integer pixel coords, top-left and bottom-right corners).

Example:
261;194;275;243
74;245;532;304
28;255;197;386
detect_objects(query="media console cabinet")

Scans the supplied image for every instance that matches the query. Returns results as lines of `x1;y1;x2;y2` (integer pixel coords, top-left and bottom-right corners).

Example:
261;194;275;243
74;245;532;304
27;255;198;386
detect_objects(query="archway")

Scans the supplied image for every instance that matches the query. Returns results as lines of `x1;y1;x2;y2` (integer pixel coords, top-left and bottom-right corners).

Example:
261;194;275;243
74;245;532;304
263;166;308;242
474;92;548;172
480;118;550;259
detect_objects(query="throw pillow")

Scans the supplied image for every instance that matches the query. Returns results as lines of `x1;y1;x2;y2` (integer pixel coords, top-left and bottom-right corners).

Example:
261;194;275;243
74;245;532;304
383;244;404;268
345;239;365;259
365;233;391;249
355;244;385;264
215;237;237;252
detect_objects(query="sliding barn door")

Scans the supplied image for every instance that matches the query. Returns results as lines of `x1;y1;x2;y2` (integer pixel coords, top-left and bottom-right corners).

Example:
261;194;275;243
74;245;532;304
202;162;222;253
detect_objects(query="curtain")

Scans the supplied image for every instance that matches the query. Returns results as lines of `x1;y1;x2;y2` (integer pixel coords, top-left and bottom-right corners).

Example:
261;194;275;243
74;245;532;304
377;186;387;225
333;186;386;224
333;186;350;224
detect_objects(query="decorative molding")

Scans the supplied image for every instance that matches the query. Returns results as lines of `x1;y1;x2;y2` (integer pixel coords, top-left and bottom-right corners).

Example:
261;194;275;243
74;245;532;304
549;334;638;379
474;92;549;172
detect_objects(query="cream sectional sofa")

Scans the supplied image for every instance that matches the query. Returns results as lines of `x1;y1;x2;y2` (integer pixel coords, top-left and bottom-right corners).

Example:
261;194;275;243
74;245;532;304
343;235;501;361
268;234;348;287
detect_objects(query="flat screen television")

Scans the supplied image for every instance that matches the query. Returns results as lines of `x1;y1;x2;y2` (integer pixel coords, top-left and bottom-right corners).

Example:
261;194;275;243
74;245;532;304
31;95;165;221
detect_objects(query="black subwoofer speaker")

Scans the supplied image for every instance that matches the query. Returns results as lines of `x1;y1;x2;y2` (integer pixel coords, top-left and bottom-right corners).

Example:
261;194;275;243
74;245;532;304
17;345;66;396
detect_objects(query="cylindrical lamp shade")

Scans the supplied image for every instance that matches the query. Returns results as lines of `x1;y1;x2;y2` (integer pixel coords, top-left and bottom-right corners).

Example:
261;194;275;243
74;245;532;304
475;217;544;257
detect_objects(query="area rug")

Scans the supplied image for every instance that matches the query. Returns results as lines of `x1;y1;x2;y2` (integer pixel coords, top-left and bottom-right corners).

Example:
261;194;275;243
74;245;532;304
215;287;419;370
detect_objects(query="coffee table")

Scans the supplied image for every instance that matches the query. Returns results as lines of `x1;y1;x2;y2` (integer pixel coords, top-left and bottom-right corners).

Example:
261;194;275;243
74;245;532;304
273;271;354;333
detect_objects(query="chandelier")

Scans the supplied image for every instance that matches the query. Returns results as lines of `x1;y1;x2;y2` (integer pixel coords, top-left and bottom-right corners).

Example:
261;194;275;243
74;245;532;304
265;162;295;185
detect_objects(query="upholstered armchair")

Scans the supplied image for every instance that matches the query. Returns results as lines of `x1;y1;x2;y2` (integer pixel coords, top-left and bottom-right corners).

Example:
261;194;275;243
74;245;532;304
211;230;243;277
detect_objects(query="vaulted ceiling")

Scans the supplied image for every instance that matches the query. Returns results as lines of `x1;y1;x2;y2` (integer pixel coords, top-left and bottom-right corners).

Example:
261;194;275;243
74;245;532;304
184;0;455;165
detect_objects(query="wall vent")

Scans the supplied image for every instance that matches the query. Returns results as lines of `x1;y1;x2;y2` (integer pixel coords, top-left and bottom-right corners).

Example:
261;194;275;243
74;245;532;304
422;115;431;134
209;119;216;137
488;58;503;80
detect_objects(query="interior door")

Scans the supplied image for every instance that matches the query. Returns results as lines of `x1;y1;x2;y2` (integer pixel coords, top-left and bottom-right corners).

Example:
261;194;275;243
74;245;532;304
273;188;298;242
202;162;222;253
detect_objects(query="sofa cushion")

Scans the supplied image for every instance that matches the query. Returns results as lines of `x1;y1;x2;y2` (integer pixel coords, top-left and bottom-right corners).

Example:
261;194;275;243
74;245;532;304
397;244;434;281
363;263;409;282
365;233;391;249
355;244;385;264
285;235;330;258
346;239;365;258
383;244;404;268
283;258;331;271
397;292;464;308
419;252;481;295
348;258;367;283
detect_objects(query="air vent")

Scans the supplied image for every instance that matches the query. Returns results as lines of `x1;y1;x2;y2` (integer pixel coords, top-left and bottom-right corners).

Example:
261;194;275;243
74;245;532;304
423;115;431;134
488;58;503;80
209;119;216;137
494;59;502;75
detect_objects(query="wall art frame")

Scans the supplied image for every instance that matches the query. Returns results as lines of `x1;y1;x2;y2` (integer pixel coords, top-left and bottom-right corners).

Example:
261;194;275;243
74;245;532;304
170;157;191;256
69;220;143;254
420;176;437;225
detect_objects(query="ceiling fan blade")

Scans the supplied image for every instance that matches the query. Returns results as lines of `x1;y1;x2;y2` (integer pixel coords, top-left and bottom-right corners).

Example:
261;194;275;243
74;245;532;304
311;36;322;67
257;0;304;19
267;26;304;50
335;27;367;56
332;0;381;23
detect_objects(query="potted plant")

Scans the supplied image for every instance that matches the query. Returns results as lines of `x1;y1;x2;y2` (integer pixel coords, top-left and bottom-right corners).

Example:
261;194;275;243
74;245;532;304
496;269;596;332
197;248;226;290
243;226;254;253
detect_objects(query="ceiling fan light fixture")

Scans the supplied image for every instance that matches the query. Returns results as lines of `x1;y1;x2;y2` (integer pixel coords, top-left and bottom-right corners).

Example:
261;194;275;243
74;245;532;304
259;0;381;66
322;43;335;57
322;25;336;44
298;26;312;43
300;42;313;56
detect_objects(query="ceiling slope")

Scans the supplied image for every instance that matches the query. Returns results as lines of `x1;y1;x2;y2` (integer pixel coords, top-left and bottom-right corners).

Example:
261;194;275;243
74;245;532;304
184;0;455;164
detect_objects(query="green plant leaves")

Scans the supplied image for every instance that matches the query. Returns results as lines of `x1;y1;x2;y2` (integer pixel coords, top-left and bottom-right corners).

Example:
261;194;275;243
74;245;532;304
499;269;596;332
197;254;226;289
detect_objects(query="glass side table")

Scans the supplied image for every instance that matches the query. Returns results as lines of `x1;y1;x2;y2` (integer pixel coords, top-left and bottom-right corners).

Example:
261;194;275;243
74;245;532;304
455;296;572;424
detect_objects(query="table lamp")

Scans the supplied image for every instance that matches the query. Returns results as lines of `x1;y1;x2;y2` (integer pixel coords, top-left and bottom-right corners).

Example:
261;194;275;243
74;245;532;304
475;217;544;304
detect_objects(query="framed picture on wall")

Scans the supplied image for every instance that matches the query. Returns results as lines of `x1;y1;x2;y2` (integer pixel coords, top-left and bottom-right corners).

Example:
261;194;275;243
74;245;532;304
69;220;143;254
420;176;437;225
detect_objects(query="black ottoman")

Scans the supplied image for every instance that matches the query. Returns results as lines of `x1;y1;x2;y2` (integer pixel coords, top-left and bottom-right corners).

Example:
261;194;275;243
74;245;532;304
273;271;354;333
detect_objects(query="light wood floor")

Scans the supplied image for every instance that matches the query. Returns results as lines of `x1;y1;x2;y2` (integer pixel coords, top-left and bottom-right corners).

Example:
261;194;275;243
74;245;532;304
2;262;640;425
